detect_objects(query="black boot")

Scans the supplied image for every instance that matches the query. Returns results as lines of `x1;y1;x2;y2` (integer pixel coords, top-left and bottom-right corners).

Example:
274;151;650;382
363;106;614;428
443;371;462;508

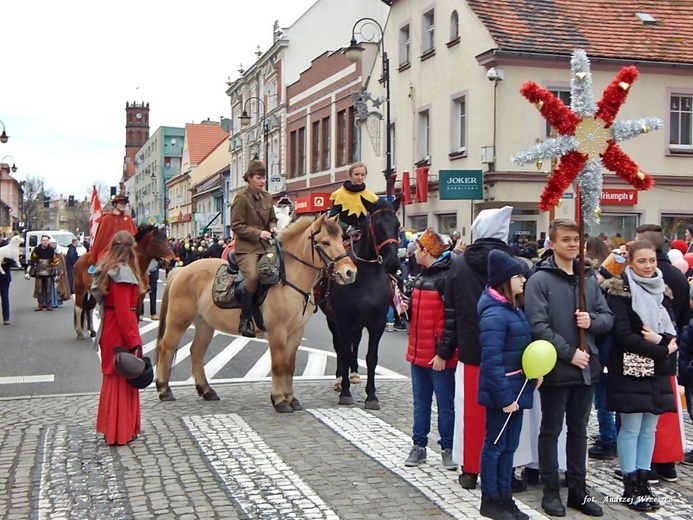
567;483;603;516
622;471;651;511
500;495;529;520
637;469;659;509
541;478;566;517
239;292;256;338
479;495;514;520
252;293;267;332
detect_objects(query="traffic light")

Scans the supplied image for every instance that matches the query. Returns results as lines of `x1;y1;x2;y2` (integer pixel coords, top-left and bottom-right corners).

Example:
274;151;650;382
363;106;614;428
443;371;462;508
110;186;117;198
68;195;75;207
43;196;50;208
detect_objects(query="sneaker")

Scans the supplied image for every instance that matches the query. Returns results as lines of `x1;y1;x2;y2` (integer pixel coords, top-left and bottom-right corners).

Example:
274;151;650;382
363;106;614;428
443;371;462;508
441;449;457;470
458;472;478;490
683;450;693;466
653;462;677;482
393;320;407;331
404;445;426;467
588;442;615;460
385;322;394;333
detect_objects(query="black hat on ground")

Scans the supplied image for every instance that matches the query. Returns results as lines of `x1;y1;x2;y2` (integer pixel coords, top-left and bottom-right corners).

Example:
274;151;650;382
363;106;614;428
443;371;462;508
487;249;524;287
113;348;154;389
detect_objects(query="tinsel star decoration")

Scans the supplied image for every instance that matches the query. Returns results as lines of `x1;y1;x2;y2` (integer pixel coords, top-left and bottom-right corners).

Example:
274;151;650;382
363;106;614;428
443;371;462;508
512;50;662;225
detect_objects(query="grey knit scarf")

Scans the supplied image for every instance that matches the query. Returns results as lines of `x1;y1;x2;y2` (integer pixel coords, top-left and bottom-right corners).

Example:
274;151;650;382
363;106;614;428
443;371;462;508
625;266;676;336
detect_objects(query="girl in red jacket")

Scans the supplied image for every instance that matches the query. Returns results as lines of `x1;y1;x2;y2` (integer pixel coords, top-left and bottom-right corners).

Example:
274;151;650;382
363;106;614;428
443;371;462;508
93;231;147;445
401;229;457;470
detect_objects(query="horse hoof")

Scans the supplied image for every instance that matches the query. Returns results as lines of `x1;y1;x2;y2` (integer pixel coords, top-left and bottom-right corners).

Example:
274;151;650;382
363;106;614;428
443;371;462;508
290;398;303;411
273;400;294;413
364;399;380;411
333;377;342;392
338;395;354;405
202;390;220;401
158;392;176;402
349;372;361;384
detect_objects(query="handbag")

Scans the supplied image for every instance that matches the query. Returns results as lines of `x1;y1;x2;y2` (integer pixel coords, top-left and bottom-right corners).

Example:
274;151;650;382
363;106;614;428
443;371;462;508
623;351;655;378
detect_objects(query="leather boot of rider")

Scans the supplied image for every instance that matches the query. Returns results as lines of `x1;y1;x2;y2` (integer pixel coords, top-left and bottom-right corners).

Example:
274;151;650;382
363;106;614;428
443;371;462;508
252;292;267;332
239;291;256;338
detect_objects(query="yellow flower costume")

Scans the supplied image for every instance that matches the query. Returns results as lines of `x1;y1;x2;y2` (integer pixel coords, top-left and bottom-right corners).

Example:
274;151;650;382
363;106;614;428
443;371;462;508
328;182;379;232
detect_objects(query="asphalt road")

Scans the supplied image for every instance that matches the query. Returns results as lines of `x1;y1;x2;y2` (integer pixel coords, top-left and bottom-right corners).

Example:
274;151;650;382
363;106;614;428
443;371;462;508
0;270;411;399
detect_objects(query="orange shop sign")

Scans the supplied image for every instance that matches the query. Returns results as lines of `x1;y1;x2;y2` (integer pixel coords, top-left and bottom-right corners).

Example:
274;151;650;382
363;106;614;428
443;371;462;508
294;193;331;214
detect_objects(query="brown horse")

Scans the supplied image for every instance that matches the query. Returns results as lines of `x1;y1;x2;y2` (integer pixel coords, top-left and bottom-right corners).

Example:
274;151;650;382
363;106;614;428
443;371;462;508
154;214;357;412
72;225;176;340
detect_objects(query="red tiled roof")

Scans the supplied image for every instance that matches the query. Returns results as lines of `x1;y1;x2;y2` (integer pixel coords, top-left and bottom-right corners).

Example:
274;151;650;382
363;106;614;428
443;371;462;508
185;123;229;166
466;0;693;64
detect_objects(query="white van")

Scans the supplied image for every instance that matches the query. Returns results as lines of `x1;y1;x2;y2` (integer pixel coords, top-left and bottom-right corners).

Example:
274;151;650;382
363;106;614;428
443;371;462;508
21;230;86;268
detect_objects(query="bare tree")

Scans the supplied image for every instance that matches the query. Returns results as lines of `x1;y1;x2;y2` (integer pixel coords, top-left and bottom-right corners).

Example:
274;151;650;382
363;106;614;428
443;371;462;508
20;176;54;231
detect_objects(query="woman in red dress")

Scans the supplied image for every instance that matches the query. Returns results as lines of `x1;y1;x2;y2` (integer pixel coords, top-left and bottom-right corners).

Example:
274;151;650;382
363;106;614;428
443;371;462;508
94;230;147;445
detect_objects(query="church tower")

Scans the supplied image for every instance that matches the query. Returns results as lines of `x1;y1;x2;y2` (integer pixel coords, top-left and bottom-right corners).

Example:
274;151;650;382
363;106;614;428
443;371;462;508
122;101;150;185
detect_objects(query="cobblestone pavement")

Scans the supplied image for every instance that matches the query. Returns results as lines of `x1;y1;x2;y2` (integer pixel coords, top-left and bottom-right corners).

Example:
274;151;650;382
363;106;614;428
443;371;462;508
2;380;693;519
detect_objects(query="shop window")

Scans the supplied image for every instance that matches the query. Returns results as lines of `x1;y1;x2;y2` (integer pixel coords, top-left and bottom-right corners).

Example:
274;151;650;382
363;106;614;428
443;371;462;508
409;215;428;232
662;214;693;241
586;213;640;243
437;214;457;235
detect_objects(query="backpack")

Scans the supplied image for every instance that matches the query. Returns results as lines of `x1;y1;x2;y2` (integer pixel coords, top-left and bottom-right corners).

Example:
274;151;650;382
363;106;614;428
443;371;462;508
257;239;282;286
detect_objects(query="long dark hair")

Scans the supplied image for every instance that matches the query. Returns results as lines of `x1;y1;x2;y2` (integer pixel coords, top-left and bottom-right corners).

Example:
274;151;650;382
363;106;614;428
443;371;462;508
585;236;610;265
492;279;524;308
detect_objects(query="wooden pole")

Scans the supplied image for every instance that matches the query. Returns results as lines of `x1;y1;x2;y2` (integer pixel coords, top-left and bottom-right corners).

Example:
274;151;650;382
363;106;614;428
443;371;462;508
577;185;586;351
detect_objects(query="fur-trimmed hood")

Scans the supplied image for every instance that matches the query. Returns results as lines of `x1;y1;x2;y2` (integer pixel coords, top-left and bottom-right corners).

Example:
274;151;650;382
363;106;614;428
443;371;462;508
601;275;674;300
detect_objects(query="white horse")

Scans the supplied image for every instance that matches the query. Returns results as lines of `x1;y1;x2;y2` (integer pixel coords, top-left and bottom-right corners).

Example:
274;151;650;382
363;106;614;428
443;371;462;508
0;235;24;274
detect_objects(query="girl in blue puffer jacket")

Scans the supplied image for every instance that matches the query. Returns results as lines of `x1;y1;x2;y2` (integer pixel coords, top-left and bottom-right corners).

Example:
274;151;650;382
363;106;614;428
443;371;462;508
477;249;538;520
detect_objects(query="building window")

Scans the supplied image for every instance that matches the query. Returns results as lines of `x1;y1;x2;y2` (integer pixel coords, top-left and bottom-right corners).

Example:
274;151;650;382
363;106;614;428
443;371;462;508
311;120;321;172
321;116;331;170
662;214;693;241
449;10;459;41
297;127;306;176
437;213;457;235
451;95;466;153
546;89;571;136
422;9;435;53
670;94;692;148
289;130;297;178
399;24;410;65
336;110;347;167
409;215;428;232
418;109;430;160
348;106;359;163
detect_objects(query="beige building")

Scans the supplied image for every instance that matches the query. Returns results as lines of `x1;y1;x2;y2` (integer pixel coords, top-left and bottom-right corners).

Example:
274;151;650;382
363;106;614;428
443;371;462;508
190;138;229;237
371;0;693;244
0;163;21;233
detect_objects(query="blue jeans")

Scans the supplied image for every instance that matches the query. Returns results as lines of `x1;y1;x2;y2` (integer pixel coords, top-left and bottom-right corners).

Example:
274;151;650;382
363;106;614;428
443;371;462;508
481;407;523;496
387;305;394;323
410;363;455;449
593;377;616;446
618;412;658;473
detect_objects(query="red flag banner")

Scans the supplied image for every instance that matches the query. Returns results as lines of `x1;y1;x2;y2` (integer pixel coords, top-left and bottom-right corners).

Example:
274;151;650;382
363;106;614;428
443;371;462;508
401;171;412;205
415;167;429;203
89;185;103;244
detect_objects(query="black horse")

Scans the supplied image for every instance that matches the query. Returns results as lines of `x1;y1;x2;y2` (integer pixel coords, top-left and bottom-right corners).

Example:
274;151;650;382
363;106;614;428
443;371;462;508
321;197;401;410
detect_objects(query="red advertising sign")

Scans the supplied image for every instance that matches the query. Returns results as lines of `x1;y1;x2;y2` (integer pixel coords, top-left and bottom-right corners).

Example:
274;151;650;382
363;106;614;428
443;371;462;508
600;189;638;205
294;192;331;214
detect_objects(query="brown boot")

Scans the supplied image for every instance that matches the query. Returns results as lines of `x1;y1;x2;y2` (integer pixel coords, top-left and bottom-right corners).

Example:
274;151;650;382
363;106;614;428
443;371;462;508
45;304;53;311
35;303;43;311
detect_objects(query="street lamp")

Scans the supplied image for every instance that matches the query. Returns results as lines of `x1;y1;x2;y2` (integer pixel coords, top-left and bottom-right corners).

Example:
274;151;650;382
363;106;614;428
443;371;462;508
0;121;8;144
0;155;17;173
148;164;167;227
239;96;269;169
345;17;393;200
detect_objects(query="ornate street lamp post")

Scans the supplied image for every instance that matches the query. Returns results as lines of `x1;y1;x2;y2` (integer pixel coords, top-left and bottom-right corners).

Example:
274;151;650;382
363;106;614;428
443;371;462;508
345;18;392;200
240;96;269;169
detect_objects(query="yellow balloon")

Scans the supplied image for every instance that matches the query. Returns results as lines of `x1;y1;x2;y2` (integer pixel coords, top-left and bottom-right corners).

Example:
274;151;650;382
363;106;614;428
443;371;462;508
522;340;557;379
198;246;204;252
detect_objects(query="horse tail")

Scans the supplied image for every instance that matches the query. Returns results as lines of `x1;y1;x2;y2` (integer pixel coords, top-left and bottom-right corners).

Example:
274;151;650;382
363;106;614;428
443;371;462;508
157;272;174;344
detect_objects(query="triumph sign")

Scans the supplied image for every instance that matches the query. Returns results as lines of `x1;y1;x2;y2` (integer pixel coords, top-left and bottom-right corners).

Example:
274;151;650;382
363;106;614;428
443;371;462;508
439;170;484;200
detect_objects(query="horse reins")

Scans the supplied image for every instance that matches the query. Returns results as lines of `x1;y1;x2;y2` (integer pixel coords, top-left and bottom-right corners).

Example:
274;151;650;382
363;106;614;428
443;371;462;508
350;208;399;264
277;228;350;315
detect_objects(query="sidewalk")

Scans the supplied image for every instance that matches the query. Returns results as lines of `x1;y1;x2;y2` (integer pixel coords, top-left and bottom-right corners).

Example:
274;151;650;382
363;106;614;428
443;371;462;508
1;379;693;519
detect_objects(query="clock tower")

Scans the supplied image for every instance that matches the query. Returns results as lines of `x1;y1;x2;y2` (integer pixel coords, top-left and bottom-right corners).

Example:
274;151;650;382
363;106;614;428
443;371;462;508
122;101;150;184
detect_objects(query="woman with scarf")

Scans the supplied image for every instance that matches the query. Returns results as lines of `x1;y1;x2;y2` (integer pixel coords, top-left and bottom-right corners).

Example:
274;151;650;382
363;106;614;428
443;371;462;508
328;162;379;237
602;240;678;512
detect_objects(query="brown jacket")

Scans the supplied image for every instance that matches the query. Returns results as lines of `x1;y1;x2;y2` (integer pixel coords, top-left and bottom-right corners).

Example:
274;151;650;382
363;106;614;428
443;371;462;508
230;186;277;254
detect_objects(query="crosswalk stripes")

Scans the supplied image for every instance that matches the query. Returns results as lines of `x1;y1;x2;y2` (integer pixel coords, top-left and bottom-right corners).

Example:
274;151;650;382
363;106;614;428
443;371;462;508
91;313;408;385
182;414;339;520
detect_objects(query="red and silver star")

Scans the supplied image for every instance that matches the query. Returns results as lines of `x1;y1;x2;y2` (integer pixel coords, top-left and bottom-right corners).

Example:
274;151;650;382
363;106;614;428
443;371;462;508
512;50;661;224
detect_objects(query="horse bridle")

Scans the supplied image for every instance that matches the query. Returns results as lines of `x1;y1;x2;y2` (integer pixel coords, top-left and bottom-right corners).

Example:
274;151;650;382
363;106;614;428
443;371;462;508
350;208;399;264
277;226;351;315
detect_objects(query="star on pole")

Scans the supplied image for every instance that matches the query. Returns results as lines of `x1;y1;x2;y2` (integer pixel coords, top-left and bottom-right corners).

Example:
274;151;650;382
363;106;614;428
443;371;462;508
512;50;662;225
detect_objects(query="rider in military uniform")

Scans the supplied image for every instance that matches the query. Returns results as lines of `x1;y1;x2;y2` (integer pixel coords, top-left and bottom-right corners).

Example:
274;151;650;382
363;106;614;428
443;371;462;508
230;160;278;338
328;162;379;237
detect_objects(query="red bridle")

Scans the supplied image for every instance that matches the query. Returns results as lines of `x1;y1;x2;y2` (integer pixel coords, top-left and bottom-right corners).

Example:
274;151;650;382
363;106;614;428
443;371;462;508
351;208;399;264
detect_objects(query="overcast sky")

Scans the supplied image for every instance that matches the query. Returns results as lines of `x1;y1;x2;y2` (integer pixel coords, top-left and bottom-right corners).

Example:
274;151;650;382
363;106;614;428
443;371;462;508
0;0;317;201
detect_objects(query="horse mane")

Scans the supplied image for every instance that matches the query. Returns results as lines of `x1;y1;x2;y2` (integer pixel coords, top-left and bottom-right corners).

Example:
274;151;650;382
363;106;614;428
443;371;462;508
278;215;341;243
135;224;155;242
